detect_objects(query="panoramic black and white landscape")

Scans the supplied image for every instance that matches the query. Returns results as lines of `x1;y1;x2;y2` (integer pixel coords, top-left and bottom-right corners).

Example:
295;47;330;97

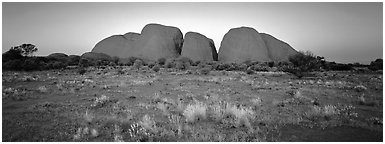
2;2;383;142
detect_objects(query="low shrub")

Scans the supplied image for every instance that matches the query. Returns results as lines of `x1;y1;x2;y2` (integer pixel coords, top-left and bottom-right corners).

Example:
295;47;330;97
78;67;87;75
239;64;248;71
3;59;23;70
368;58;382;71
79;58;90;67
199;67;211;75
133;59;143;70
249;64;269;72
152;65;160;72
327;62;353;71
165;59;176;69
288;51;325;78
246;67;254;75
191;60;201;66
158;57;167;66
21;57;41;71
147;62;156;68
215;63;231;71
177;57;193;65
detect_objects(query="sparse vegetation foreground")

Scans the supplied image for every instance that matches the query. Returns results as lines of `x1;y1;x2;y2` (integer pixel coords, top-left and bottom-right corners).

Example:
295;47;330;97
2;61;383;141
2;44;383;142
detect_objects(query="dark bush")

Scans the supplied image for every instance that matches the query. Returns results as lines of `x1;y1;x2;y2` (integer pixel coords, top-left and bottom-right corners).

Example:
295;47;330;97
277;61;290;67
2;49;23;63
165;59;176;69
288;51;324;78
112;56;120;65
47;61;67;69
79;58;90;67
215;63;231;71
147;62;156;68
21;58;41;71
108;61;117;67
78;67;87;75
11;44;38;57
238;63;248;71
191;60;201;66
282;66;303;78
267;61;275;67
328;62;353;71
152;64;160;72
3;59;23;70
177;57;193;65
175;61;185;70
246;67;254;75
249;64;269;72
96;60;111;66
200;67;211;75
158;57;166;66
127;57;139;66
243;60;259;67
289;51;322;71
368;58;382;71
68;55;80;66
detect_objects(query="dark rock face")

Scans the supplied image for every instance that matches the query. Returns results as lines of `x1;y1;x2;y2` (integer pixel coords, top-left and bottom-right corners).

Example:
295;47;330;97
80;52;111;61
134;24;183;60
92;24;182;60
218;27;270;63
181;32;217;61
260;33;299;62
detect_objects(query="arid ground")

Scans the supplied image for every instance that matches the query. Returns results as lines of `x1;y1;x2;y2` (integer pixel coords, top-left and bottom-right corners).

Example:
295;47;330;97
2;66;383;142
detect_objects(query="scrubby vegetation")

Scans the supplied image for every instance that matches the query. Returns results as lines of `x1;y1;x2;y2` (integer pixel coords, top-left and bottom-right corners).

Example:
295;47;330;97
3;44;380;77
3;64;382;141
368;58;382;71
2;45;382;142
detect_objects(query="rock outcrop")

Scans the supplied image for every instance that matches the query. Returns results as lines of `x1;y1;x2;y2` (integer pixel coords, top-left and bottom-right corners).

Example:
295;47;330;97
80;52;111;61
260;33;299;62
218;27;270;63
47;53;69;61
134;24;183;60
92;24;183;60
218;27;299;63
92;33;140;58
181;32;217;61
92;23;298;63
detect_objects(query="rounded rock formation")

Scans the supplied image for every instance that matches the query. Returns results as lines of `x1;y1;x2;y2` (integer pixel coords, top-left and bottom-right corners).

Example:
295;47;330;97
181;32;217;61
92;24;183;60
92;32;140;58
218;27;270;63
134;24;183;60
260;33;299;62
80;52;112;61
47;53;68;60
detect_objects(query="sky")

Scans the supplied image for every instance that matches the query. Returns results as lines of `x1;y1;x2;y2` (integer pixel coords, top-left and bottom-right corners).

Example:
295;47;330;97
2;2;383;64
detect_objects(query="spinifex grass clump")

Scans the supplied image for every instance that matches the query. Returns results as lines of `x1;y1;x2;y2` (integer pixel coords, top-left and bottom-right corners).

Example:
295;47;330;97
183;101;207;123
91;95;117;108
209;101;255;131
305;104;358;128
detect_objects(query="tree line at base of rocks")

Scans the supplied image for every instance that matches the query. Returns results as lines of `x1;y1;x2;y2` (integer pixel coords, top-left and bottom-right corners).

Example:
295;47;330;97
2;44;383;78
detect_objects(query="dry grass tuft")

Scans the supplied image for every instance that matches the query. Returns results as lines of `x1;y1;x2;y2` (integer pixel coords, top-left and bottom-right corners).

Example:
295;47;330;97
139;114;157;132
183;102;207;123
